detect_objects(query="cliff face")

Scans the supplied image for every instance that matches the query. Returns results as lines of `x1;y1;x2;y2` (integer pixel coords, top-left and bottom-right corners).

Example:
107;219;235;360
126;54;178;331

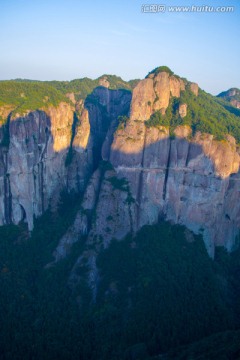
130;71;186;120
58;72;240;267
0;87;131;230
108;125;240;257
1;71;240;261
0;102;92;229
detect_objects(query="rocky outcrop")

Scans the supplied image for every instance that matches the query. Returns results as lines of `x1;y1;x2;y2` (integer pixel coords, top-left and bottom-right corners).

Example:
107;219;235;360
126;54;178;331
66;74;240;260
51;72;240;277
230;100;240;109
0;102;93;229
1;68;240;264
66;93;76;104
190;83;199;96
0;86;132;230
130;72;184;120
179;103;187;118
53;169;101;261
94;122;240;257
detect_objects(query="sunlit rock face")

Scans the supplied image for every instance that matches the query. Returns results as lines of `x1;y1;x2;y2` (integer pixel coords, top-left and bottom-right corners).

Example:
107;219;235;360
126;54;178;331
190;82;199;96
94;119;239;257
130;72;184;120
0;87;131;230
0;102;92;230
179;103;187;118
71;74;240;259
230;100;240;109
1;71;240;260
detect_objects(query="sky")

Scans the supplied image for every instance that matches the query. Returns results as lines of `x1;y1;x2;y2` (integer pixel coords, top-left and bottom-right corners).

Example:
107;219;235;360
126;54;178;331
0;0;239;94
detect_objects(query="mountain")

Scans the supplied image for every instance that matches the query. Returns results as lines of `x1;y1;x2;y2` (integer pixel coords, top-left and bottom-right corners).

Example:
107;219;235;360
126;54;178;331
1;67;240;359
1;68;240;256
217;88;240;109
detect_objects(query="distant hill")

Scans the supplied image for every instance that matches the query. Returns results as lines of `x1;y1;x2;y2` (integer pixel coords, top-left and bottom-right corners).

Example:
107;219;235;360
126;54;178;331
217;88;240;109
4;75;140;102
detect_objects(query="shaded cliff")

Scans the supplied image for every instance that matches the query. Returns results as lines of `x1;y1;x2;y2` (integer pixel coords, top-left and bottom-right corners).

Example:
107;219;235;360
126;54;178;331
0;83;131;230
54;69;240;269
1;69;240;259
0;102;91;230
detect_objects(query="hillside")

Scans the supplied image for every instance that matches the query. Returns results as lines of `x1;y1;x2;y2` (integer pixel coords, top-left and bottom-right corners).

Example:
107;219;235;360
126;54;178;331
0;66;240;359
0;81;68;122
217;88;240;109
1;72;240;140
1;217;240;360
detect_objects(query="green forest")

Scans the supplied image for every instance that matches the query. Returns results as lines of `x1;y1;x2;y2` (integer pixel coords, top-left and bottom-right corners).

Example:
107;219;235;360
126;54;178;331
1;73;240;144
0;81;67;120
0;191;240;359
0;75;138;123
45;75;138;100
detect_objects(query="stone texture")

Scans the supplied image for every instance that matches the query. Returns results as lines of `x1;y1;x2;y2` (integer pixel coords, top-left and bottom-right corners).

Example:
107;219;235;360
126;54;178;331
66;93;76;104
73;109;90;150
0;102;92;230
87;169;134;249
130;78;155;121
179;103;188;118
0;87;132;231
153;72;171;113
1;70;240;266
130;72;185;121
230;100;240;109
91;122;240;258
190;82;199;96
170;76;181;97
0;105;14;121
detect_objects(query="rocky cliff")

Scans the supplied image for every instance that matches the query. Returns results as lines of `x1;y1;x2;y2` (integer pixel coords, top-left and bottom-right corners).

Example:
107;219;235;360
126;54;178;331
54;69;240;271
0;86;131;230
0;102;91;230
1;69;240;262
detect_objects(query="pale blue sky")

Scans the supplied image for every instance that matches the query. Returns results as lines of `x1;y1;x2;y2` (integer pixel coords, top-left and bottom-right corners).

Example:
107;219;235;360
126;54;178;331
0;0;239;94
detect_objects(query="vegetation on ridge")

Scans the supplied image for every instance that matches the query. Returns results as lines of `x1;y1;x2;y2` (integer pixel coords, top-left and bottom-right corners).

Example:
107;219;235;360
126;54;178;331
0;75;138;123
45;75;138;101
217;87;240;103
146;87;240;142
0;81;67;120
146;66;174;78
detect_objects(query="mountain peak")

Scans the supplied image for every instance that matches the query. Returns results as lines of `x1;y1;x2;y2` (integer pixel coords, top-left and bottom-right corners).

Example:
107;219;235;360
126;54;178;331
217;87;240;109
146;65;175;79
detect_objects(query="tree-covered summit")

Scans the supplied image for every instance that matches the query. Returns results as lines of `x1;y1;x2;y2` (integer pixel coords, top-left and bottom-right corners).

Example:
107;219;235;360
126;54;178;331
0;81;67;120
146;66;175;78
